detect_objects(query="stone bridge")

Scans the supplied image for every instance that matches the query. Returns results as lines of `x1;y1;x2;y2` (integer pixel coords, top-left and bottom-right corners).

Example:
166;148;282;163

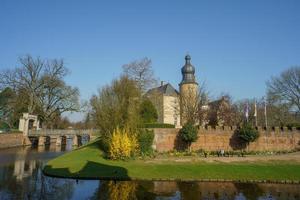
27;129;98;146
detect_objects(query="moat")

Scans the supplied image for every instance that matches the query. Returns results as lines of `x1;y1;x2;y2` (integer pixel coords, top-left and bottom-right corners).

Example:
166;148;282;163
0;140;300;200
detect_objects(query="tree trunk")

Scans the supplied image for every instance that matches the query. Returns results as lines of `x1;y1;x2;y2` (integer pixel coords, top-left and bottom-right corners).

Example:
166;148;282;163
188;142;192;152
247;142;249;152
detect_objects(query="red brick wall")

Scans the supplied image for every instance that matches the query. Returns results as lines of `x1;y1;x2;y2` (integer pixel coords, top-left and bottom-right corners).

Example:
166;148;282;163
0;133;25;149
153;128;300;152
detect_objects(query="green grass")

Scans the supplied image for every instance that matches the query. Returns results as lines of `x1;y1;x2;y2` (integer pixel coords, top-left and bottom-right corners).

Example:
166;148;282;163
44;140;300;182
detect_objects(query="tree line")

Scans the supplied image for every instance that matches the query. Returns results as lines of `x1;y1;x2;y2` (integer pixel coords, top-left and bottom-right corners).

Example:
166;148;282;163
1;55;299;131
185;68;300;129
0;55;80;129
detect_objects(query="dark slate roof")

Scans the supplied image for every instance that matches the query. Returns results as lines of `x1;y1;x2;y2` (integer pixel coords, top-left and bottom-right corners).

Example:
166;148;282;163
180;54;197;85
146;83;179;96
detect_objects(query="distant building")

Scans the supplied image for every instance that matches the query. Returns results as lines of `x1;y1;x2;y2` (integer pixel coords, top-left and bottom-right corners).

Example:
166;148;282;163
146;55;228;127
146;83;181;127
207;96;231;127
146;55;198;127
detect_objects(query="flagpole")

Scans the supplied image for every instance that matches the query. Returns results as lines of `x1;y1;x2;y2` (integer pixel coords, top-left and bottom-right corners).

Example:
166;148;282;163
254;100;258;127
245;102;249;123
264;97;268;129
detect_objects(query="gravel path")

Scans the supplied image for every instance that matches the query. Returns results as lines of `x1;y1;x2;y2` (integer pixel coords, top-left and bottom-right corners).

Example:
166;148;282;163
147;152;300;163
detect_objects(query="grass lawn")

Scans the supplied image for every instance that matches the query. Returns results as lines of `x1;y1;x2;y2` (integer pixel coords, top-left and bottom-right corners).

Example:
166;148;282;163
43;140;300;182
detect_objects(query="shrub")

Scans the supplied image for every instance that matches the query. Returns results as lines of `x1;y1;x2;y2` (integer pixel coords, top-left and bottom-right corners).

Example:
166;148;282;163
108;127;139;160
139;98;158;123
286;123;300;130
142;123;175;128
236;123;259;145
99;135;110;153
137;129;154;154
179;122;198;151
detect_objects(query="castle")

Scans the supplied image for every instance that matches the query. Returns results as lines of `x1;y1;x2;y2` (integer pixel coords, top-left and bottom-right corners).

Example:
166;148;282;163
146;55;199;127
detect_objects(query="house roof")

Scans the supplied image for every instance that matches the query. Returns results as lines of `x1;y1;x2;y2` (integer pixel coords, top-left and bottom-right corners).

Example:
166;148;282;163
146;83;179;97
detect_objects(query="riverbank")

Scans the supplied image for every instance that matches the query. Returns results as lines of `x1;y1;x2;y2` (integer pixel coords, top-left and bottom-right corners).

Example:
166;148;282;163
0;132;28;149
43;140;300;183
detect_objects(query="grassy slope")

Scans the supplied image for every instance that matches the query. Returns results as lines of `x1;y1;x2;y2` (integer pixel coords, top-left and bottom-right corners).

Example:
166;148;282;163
44;140;300;181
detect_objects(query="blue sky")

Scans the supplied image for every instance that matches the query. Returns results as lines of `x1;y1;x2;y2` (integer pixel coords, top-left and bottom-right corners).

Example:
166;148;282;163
0;0;300;121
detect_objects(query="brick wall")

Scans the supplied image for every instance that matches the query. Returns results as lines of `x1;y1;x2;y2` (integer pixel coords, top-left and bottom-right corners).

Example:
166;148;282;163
0;133;25;149
153;127;300;152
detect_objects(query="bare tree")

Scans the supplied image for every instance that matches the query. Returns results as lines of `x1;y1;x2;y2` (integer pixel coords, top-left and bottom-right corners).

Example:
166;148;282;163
122;57;158;92
180;87;199;125
37;59;79;127
231;98;255;126
261;98;300;127
267;66;300;113
180;82;209;125
38;78;79;127
0;55;80;126
197;82;210;126
0;55;45;114
174;82;209;125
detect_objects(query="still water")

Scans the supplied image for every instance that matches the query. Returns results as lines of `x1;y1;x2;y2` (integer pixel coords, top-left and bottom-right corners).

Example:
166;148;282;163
0;139;300;200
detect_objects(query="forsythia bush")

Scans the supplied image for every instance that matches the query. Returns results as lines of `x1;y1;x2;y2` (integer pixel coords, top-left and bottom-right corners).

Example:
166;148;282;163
109;127;139;159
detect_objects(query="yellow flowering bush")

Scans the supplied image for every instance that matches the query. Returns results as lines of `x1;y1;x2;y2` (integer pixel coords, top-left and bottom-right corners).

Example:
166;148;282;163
109;127;139;159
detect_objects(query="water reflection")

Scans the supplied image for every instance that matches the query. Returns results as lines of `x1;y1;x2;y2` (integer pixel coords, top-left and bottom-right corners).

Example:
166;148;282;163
0;137;299;200
89;181;300;200
0;147;74;199
13;147;35;181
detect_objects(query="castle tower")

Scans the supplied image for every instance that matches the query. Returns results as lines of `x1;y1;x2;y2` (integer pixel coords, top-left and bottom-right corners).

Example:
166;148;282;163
179;54;198;125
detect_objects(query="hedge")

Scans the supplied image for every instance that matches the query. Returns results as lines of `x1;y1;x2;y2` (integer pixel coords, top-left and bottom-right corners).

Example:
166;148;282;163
142;123;175;128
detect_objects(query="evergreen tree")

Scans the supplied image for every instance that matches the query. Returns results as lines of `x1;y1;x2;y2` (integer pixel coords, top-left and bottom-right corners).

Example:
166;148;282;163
139;98;158;123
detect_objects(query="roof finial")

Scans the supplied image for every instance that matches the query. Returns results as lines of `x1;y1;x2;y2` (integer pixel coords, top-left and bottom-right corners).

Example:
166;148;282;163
185;53;191;64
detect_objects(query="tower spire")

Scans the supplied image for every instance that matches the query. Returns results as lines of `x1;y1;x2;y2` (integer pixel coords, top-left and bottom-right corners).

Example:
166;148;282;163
180;54;197;85
179;54;199;126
